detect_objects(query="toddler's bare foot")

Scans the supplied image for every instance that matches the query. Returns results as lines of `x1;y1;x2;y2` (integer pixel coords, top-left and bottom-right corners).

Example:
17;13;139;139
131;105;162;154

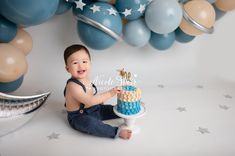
119;129;132;140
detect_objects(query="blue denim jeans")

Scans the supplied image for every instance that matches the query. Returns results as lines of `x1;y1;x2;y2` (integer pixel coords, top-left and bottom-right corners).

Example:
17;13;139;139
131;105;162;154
67;104;120;138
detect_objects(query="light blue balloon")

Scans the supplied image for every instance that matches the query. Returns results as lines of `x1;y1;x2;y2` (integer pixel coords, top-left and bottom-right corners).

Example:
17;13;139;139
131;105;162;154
77;2;122;50
175;27;195;43
145;0;183;34
115;0;149;20
213;4;226;20
0;76;24;93
0;15;17;43
0;0;59;26
149;31;175;50
123;19;151;47
56;0;73;15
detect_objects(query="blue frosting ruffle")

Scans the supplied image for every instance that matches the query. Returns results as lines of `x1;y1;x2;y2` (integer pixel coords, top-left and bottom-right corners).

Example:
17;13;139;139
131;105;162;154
117;99;141;115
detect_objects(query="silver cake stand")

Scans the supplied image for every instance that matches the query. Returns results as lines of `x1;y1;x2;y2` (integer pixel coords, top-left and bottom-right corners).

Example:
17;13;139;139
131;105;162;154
113;105;146;134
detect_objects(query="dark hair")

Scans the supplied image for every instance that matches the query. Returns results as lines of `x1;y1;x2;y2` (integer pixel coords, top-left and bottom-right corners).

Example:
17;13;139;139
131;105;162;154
64;44;91;65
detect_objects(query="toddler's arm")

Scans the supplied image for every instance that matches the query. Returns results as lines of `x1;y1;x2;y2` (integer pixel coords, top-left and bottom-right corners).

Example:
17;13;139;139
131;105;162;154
68;84;121;107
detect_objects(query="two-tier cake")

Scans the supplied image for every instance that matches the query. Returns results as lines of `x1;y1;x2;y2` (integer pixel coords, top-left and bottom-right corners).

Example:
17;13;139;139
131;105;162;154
117;85;141;115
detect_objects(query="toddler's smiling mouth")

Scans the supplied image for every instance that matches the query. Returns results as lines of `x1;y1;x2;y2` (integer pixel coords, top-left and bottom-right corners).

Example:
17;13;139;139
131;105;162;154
77;70;86;74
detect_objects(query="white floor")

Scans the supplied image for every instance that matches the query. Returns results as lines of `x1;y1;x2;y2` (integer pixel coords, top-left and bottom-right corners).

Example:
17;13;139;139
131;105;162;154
1;74;235;156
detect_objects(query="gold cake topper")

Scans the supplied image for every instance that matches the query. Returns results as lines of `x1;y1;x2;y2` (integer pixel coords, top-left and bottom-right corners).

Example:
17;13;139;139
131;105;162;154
117;68;132;84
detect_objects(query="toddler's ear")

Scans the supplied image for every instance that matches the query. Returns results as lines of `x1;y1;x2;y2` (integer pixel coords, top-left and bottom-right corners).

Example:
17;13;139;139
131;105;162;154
65;66;69;72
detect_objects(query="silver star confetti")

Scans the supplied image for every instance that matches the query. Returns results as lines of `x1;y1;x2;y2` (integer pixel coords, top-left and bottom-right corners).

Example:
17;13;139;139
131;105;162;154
137;4;146;13
122;8;132;17
176;107;186;112
157;84;165;88
90;4;100;13
224;94;232;99
196;85;204;89
107;7;117;16
74;0;86;10
47;132;60;140
219;105;230;110
197;127;210;134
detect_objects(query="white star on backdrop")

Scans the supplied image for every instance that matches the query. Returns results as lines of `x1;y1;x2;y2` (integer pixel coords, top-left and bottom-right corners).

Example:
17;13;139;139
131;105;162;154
107;7;117;16
74;0;86;10
122;8;132;17
137;4;146;13
90;4;100;13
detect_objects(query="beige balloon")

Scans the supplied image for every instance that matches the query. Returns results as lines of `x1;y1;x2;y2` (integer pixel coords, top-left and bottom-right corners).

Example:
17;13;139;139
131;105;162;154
9;28;33;56
215;0;235;12
180;0;216;36
0;44;28;83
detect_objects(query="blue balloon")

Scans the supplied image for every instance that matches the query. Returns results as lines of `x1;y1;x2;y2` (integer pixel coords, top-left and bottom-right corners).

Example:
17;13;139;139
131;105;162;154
149;31;175;50
56;0;73;15
145;0;183;34
0;0;59;26
175;27;195;43
115;0;149;20
123;18;151;47
0;15;17;43
77;2;122;50
0;76;24;93
213;4;226;20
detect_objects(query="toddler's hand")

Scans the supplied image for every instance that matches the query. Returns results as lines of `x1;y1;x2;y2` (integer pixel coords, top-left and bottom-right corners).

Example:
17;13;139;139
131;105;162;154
110;86;121;96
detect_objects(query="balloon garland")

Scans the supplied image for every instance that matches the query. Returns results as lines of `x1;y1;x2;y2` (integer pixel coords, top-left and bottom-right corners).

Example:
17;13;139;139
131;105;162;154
0;0;235;92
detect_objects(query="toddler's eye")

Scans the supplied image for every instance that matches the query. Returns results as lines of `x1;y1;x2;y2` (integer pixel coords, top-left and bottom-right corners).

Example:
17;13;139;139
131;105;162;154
73;61;78;65
83;60;88;63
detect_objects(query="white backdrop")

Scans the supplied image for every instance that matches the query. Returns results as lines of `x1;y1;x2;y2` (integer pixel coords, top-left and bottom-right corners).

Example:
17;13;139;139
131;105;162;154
14;10;235;96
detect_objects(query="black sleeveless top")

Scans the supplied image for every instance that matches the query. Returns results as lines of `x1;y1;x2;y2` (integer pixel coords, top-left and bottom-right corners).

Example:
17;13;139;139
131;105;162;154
63;77;98;107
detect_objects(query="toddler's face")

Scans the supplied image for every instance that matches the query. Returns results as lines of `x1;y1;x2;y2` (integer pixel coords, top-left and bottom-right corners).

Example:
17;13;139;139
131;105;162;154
66;49;91;80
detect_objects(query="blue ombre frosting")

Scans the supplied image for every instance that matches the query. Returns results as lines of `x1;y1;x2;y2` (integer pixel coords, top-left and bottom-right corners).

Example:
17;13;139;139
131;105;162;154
117;85;141;115
122;85;136;91
117;99;141;115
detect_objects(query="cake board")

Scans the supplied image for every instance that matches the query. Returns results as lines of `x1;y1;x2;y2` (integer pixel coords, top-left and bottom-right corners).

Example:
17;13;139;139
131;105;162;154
113;105;146;134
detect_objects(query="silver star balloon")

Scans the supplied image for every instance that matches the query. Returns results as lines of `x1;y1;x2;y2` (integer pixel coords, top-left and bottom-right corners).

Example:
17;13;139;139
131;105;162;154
0;91;50;137
0;92;50;118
